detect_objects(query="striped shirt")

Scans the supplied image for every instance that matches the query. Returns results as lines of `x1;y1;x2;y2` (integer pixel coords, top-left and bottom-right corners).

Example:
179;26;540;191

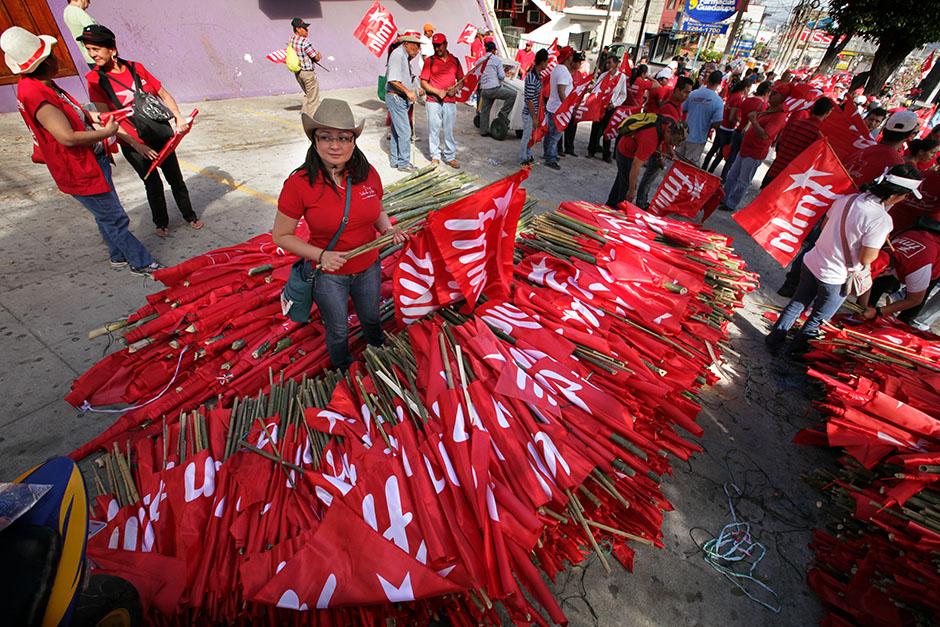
523;70;541;118
289;34;318;71
766;117;823;179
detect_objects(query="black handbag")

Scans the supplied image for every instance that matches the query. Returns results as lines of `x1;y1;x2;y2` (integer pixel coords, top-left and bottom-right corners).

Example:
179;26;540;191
96;60;175;149
280;178;352;323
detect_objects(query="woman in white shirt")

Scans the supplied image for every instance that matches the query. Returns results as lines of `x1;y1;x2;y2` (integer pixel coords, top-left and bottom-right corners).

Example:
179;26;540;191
766;164;923;354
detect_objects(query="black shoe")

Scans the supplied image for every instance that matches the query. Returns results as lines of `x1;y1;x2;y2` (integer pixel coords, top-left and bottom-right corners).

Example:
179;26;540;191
776;284;796;298
565;150;577;157
717;204;734;212
586;152;596;159
787;333;815;358
764;329;788;354
545;161;561;170
603;155;612;163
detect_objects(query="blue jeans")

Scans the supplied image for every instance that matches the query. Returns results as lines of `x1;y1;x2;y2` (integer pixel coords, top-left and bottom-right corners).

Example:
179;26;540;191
520;114;533;162
385;92;412;168
71;156;153;268
312;260;384;369
773;263;846;338
426;101;456;161
543;114;560;165
723;155;761;210
721;129;743;182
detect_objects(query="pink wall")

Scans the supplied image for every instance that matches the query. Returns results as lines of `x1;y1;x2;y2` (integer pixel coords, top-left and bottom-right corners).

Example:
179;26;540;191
1;0;486;112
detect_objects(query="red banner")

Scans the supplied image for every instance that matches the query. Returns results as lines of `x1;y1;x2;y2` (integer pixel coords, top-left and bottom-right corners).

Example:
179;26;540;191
819;104;876;163
733;139;856;267
427;170;529;305
553;81;591;132
453;57;486;103
353;1;398;58
648;160;724;220
784;82;825;113
146;109;198;179
457;23;477;46
603;106;632;141
579;70;622;123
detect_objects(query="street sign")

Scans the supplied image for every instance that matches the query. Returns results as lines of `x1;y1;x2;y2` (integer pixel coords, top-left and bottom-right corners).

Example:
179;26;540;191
731;37;756;53
685;0;739;24
681;18;730;34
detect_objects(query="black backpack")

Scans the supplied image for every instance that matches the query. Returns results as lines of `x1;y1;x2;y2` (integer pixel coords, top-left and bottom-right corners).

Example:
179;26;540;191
96;59;174;149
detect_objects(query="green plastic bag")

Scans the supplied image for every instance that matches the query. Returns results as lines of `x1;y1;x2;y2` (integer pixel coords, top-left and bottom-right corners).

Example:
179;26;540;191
377;75;387;101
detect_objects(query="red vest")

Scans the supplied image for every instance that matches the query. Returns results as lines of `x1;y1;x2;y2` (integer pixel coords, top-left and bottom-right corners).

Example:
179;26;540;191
16;76;110;196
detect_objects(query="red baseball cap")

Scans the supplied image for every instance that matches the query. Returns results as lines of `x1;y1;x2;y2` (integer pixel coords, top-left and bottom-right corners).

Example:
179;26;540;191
557;46;574;63
431;33;446;45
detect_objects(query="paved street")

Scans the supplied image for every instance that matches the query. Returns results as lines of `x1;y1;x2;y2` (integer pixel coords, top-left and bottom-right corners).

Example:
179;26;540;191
0;86;831;625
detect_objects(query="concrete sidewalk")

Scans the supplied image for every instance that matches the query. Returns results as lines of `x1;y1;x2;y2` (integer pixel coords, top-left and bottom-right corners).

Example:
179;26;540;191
0;86;827;625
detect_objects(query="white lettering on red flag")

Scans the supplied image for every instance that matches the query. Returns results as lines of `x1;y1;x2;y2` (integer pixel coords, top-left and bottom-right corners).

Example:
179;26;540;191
353;1;397;58
733;139;857;266
457;23;477;45
648;160;724;219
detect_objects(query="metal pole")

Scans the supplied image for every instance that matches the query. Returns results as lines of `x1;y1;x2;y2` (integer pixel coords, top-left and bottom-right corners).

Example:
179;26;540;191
599;0;615;50
779;2;805;71
723;0;751;57
635;0;653;57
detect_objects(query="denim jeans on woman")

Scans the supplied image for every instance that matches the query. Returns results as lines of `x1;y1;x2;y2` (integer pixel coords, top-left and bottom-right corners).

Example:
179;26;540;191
71;155;153;269
772;263;846;338
426;101;456;162
385;92;413;168
312;260;384;370
723;155;761;210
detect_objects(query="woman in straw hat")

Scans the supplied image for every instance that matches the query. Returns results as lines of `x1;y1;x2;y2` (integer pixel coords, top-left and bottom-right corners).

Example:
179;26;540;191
0;26;159;276
272;99;405;370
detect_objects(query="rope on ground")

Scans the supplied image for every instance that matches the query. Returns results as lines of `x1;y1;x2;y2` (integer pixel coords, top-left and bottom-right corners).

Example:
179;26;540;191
79;346;189;415
693;482;782;613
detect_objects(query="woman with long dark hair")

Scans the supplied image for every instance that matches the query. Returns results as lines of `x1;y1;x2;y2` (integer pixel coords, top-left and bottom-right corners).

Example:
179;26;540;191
624;64;651;113
272;99;404;369
766;164;923;354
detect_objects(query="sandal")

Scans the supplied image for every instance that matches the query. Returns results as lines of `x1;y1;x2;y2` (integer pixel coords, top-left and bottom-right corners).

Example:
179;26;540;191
155;227;169;238
188;219;205;230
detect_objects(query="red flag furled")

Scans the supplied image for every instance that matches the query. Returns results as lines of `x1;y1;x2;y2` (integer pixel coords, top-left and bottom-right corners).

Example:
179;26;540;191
265;49;287;64
552;80;591;132
783;82;825;113
427;170;528;305
733;139;856;267
457;23;477;46
353;1;398;58
648;160;724;220
145;109;198;179
921;50;935;80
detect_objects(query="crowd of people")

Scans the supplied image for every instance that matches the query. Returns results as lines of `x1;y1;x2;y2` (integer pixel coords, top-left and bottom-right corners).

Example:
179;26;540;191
3;13;940;366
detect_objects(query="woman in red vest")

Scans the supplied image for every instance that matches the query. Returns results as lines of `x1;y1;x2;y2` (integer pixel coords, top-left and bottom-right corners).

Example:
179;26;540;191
1;26;158;276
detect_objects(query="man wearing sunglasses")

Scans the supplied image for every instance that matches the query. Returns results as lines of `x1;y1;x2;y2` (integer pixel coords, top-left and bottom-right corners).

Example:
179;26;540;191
420;33;464;169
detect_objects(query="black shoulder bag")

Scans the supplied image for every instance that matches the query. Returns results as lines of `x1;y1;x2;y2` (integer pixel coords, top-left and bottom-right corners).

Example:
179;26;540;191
96;59;175;149
280;178;352;323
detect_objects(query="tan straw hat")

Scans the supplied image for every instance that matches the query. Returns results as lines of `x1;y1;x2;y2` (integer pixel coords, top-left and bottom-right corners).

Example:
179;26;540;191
301;98;364;141
397;31;422;44
1;26;56;75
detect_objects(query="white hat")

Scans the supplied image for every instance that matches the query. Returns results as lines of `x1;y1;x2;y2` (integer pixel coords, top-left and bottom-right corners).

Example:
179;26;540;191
853;94;866;105
655;68;674;81
879;168;923;198
1;27;56;75
884;109;919;133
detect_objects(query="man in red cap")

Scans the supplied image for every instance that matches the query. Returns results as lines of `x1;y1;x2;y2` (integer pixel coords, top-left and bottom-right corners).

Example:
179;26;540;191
514;40;535;75
420;33;464;168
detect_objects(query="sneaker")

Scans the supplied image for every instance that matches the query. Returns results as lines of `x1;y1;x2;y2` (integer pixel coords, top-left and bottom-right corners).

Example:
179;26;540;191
545;161;561;170
109;259;128;270
764;329;787;355
129;262;165;278
717;204;734;212
603;155;612;163
397;164;418;173
431;159;441;165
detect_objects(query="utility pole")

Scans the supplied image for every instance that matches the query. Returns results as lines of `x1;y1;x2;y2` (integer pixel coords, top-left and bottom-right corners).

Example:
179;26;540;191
635;0;654;58
599;0;615;50
723;0;751;57
779;1;807;71
794;2;822;70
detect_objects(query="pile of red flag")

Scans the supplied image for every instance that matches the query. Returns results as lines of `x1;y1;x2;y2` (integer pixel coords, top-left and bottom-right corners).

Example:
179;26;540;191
71;173;761;623
794;318;940;625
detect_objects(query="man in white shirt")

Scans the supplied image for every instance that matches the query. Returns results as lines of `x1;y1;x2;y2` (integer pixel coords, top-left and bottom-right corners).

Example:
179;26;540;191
543;46;578;170
478;41;516;136
386;33;421;171
587;54;626;162
63;0;96;68
766;164;923;354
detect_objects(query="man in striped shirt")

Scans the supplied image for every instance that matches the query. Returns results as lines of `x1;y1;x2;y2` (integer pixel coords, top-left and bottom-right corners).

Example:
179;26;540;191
761;97;833;188
289;17;322;118
519;48;548;164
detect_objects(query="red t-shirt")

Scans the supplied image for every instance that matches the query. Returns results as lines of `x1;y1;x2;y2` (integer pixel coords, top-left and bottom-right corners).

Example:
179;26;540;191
736;96;766;131
16;76;110;196
844;143;905;186
514;49;535;74
659;99;684;122
617;125;660;161
721;92;745;129
625;77;653;109
771;80;793;97
645;86;671;113
420;53;464;103
86;61;163;145
278;167;385;274
470;39;484;59
891;229;940;292
739;109;789;160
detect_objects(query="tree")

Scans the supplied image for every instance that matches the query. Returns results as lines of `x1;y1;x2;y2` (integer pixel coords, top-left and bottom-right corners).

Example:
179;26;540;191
827;0;940;95
816;31;853;75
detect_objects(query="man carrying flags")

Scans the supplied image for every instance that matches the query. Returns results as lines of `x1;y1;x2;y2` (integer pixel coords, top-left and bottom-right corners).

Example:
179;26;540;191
587;55;627;162
606;115;687;207
420;33;464;168
635;76;694;208
519;48;549;165
288;17;323;117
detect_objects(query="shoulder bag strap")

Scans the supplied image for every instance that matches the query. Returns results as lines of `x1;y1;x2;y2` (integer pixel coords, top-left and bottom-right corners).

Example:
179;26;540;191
95;69;125;110
323;178;352;253
838;193;861;267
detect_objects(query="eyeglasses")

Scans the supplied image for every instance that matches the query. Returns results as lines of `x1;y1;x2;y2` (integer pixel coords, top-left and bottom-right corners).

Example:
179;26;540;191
315;133;355;145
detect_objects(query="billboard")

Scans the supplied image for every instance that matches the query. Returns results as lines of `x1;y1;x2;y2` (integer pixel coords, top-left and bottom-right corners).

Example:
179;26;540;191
685;0;738;24
681;19;730;34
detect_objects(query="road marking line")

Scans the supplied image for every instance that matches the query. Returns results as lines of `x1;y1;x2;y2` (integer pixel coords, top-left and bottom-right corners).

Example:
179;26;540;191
177;159;278;206
239;107;302;131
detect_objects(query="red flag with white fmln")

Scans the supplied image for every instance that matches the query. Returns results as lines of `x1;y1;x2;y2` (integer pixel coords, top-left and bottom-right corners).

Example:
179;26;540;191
733;139;856;267
453;57;486;103
265;49;286;64
553;80;591;132
393;231;462;325
457;23;477;45
921;50;935;80
784;82;825;113
604;106;631;141
819;104;876;163
353;1;398;58
579;70;623;123
648;160;724;221
427;170;529;305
